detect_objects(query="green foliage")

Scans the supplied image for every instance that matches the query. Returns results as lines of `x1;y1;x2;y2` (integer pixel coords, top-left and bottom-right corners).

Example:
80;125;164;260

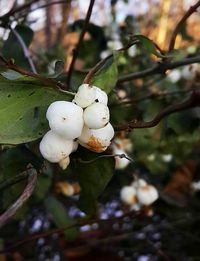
0;75;71;144
91;54;118;94
2;25;34;70
133;35;166;58
45;196;78;240
76;149;115;215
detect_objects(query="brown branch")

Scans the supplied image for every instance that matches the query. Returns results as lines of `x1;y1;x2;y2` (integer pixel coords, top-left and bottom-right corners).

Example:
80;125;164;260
83;41;139;85
117;56;200;83
0;167;37;229
0;55;63;89
168;0;200;52
0;172;28;192
10;27;37;73
66;0;95;88
115;90;200;131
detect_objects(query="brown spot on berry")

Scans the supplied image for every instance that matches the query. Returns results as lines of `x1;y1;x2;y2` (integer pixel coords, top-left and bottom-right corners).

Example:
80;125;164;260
87;135;106;153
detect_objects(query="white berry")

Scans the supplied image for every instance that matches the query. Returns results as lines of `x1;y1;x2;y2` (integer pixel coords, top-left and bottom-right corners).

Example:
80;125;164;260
72;140;79;153
39;130;73;163
120;186;137;205
84;103;110;129
136;185;158;206
46;101;84;139
93;86;108;105
78;123;114;153
74;84;96;108
131;179;147;189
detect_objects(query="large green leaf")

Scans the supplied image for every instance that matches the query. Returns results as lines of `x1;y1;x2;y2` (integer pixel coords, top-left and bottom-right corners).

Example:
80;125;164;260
45;196;78;240
2;25;34;70
76;149;115;215
0;75;71;144
91;54;118;94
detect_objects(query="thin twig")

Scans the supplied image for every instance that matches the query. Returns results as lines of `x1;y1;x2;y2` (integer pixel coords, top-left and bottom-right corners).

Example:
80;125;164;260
66;0;95;88
168;0;200;52
78;153;134;164
115;90;200;131
0;55;75;95
10;26;37;73
0;167;37;229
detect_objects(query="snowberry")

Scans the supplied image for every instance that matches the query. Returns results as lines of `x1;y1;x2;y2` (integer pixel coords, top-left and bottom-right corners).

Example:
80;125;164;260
131;179;147;189
46;101;84;139
78;123;114;153
73;84;96;108
39;130;73;163
136;185;158;206
84;102;110;129
120;186;137;205
93;86;108;105
58;156;70;170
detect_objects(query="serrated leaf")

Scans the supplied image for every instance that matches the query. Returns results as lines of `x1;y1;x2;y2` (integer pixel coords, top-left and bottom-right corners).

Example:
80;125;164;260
45;196;78;240
76;149;115;215
0;76;71;144
91;54;118;94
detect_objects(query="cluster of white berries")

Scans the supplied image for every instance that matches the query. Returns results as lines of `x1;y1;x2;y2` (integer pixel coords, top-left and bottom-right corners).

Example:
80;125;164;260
120;179;158;211
39;84;114;169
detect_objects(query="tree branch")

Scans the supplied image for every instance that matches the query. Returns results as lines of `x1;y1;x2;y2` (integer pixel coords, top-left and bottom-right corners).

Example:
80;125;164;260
115;90;200;131
0;167;37;229
66;0;95;88
168;0;200;52
117;56;200;83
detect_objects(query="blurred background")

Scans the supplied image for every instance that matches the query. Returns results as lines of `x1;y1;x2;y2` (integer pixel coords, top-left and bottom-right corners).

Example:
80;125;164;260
1;1;200;261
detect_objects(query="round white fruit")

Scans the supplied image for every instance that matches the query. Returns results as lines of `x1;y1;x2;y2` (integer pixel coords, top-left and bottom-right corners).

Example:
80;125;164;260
39;130;73;163
120;186;137;205
83;103;110;129
46;101;84;139
78;123;114;153
136;185;158;206
93;86;108;105
131;179;147;189
74;84;96;108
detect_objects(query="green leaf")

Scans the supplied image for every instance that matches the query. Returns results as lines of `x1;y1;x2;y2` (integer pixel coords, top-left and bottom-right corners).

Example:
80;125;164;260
0;76;71;144
2;25;34;70
76;149;115;215
133;35;166;58
91;54;118;94
45;196;78;240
